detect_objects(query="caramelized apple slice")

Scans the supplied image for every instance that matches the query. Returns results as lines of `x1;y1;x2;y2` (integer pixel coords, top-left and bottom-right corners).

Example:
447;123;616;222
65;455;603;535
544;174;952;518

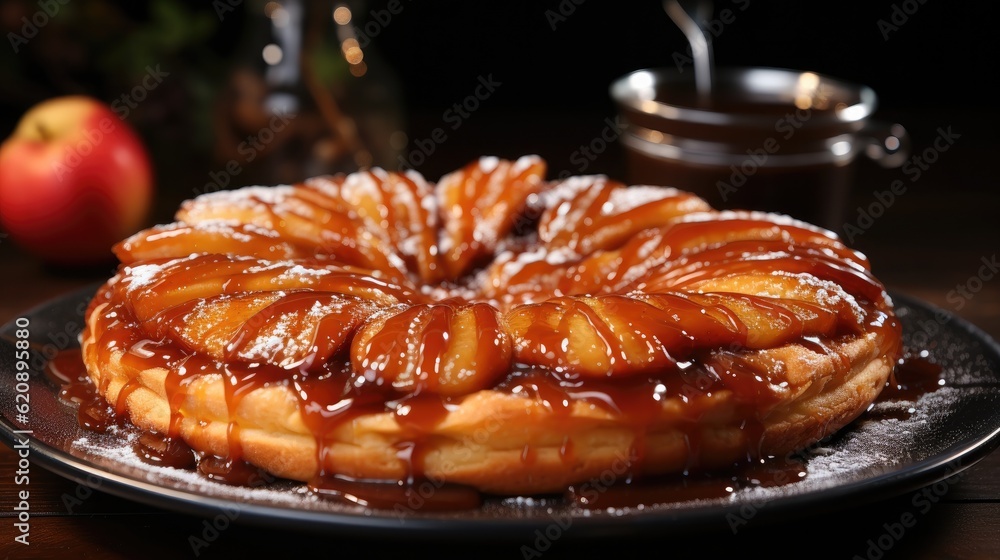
651;293;840;349
484;227;690;303
682;272;869;334
658;211;870;269
505;290;845;378
633;242;888;309
559;251;635;296
351;302;511;396
538;176;712;255
437;155;546;278
121;254;421;324
479;247;579;302
143;291;286;358
483;247;645;306
114;221;308;264
228;292;376;369
505;294;744;377
177;185;407;276
309;169;443;283
599;211;869;291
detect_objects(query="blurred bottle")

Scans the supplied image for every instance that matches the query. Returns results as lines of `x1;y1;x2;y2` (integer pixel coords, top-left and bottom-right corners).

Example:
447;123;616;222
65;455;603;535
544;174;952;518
212;0;404;187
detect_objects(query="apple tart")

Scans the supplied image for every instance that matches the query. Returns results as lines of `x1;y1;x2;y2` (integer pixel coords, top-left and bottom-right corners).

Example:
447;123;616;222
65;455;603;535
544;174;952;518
81;156;902;494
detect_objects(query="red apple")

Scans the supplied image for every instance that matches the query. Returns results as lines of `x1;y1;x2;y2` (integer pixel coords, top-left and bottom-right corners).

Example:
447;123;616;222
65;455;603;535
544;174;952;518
0;95;153;266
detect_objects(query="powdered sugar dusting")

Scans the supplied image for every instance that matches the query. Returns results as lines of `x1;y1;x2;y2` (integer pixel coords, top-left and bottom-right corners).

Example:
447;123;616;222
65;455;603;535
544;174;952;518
276;264;332;283
237;297;366;366
195;185;295;207
478;156;500;174
497;246;575;279
303;175;343;198
142;221;275;244
540;175;605;208
124;263;165;290
342;170;383;209
605;185;678;214
241;222;281;238
404;169;430;187
512;154;541;176
122;258;188;292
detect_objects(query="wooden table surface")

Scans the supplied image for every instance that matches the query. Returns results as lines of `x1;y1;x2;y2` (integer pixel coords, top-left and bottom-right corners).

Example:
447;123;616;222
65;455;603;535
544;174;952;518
1;111;998;559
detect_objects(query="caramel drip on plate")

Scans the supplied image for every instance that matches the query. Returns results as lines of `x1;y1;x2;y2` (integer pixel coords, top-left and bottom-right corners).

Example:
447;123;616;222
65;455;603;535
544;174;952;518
861;355;945;421
133;431;197;469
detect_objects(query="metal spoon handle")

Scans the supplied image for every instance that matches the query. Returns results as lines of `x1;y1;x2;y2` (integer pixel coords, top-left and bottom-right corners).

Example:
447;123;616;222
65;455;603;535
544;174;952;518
664;0;714;100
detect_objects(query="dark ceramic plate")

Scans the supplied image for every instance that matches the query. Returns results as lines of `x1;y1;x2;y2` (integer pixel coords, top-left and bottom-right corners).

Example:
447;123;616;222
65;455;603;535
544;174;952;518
2;285;1000;539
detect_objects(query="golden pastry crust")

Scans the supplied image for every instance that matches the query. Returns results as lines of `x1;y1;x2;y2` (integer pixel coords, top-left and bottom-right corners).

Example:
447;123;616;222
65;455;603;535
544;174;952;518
80;155;901;495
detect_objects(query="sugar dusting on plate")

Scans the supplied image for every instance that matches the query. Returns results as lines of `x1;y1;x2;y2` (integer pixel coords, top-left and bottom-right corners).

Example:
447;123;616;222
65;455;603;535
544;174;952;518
69;427;318;509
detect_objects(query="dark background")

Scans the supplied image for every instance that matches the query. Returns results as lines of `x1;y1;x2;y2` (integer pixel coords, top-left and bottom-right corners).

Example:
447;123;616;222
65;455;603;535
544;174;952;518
371;0;999;195
2;0;996;181
375;1;993;112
